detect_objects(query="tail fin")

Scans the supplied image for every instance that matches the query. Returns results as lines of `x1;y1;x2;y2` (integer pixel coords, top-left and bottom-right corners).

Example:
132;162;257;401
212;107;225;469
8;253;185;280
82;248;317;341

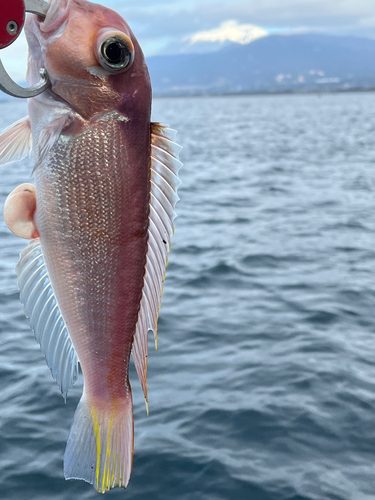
64;391;134;493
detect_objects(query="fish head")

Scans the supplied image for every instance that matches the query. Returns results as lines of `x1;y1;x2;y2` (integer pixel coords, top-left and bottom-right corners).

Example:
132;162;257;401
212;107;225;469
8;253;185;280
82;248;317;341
25;0;151;118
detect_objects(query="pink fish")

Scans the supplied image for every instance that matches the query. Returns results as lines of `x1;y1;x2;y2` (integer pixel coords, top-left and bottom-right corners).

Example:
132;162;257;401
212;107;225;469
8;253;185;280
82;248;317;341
0;0;181;492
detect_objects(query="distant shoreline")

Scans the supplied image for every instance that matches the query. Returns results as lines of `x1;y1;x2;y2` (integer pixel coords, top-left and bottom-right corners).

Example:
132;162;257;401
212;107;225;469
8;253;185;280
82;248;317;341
153;87;375;98
1;86;375;103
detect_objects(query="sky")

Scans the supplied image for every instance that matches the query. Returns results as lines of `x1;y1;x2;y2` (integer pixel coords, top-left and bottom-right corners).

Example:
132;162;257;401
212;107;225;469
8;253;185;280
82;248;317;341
1;0;375;81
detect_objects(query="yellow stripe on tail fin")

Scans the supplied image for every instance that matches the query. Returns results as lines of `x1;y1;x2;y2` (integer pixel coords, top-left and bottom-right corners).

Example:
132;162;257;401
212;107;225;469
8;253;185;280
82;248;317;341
64;391;134;493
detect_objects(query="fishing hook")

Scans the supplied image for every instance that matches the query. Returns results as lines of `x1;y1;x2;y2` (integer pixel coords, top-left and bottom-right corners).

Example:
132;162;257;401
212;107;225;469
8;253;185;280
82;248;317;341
0;0;50;98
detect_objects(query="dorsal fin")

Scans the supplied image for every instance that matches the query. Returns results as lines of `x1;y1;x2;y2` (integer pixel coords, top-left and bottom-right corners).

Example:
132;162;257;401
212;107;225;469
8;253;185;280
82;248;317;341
16;239;79;399
132;123;182;409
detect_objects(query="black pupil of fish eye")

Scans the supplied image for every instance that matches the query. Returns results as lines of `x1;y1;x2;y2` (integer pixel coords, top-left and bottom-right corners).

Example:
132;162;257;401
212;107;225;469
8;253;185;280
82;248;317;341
101;37;133;70
105;43;122;64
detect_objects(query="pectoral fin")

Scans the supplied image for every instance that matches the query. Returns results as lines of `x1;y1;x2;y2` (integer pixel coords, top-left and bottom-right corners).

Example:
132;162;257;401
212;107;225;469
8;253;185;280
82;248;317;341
0;116;32;165
38;114;73;165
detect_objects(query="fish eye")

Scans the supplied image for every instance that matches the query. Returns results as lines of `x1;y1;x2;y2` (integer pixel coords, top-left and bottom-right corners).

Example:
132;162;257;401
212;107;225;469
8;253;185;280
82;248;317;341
98;35;134;73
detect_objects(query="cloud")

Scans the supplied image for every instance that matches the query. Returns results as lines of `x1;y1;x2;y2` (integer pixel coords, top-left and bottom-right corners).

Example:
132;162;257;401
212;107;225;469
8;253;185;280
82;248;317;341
110;0;375;59
186;21;268;45
108;0;375;54
359;16;375;27
2;0;375;84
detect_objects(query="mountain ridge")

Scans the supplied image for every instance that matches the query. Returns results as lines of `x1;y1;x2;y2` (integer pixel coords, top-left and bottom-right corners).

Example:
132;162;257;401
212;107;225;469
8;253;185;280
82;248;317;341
147;34;375;95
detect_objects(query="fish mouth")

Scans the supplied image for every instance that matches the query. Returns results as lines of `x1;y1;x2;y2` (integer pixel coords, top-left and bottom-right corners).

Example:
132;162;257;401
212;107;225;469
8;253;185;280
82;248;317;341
25;2;105;106
24;12;69;106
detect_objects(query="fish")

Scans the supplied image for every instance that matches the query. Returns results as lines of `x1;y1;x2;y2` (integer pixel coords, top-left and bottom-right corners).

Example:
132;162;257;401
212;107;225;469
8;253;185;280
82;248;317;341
0;0;181;492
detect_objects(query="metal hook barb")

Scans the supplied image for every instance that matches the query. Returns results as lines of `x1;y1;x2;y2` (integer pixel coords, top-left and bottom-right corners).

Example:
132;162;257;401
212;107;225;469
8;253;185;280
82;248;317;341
0;0;50;99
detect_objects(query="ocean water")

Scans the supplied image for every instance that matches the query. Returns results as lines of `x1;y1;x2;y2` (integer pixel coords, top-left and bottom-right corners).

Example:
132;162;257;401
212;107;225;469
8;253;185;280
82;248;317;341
0;92;375;500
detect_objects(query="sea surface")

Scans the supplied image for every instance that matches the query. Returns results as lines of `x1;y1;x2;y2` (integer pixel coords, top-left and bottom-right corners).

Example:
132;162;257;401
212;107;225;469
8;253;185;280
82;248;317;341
0;92;375;500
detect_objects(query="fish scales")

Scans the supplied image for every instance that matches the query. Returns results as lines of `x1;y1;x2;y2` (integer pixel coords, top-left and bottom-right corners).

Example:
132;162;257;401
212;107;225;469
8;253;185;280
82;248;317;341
35;115;151;397
0;0;181;491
